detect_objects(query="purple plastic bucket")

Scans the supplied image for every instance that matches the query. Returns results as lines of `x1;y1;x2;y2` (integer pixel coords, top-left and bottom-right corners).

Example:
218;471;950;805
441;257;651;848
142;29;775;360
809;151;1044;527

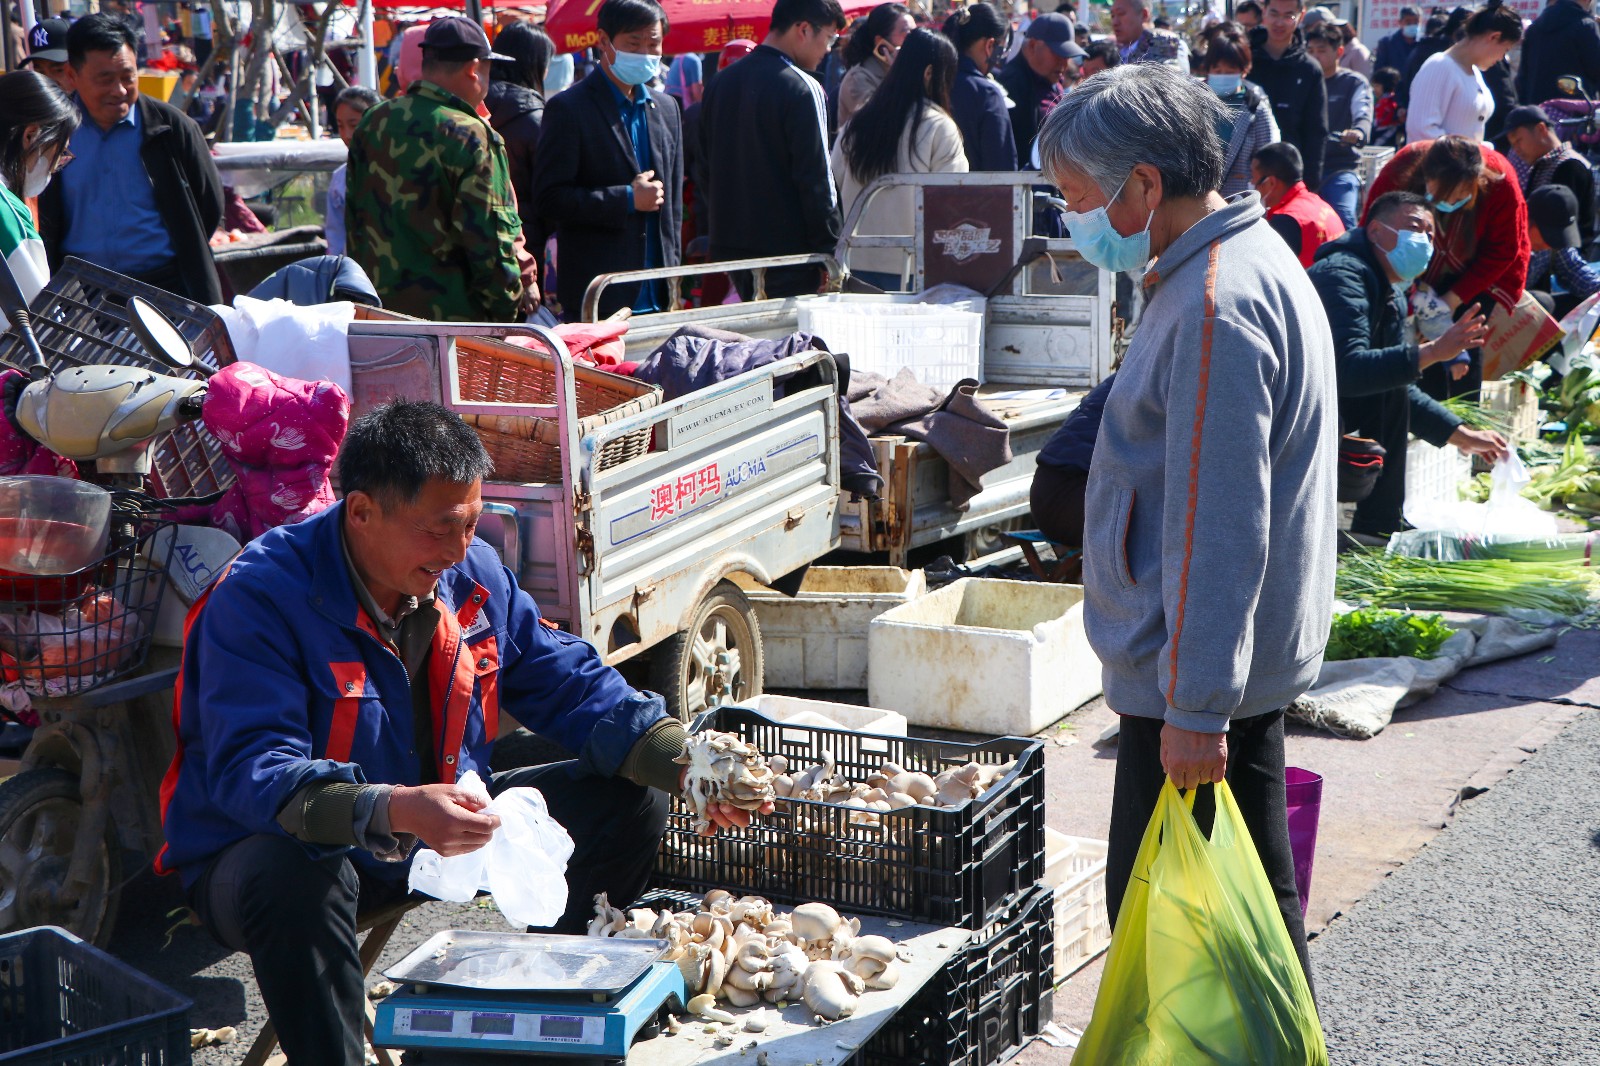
1285;767;1323;917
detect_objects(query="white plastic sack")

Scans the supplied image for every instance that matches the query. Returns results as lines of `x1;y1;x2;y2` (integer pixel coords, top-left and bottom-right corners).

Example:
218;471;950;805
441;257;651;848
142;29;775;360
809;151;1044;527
210;296;355;393
1403;453;1558;540
407;772;575;928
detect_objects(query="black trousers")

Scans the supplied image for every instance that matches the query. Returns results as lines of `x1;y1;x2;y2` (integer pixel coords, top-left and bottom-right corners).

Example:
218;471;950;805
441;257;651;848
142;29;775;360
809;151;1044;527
1339;387;1411;536
189;762;669;1066
1029;463;1089;550
1106;711;1314;994
730;263;825;300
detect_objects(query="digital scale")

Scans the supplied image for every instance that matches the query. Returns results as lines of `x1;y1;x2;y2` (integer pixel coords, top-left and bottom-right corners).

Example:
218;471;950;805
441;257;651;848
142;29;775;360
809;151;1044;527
373;931;688;1065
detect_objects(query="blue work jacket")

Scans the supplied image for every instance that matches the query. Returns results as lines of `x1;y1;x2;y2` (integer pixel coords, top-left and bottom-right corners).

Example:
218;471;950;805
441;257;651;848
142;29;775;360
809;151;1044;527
157;502;664;886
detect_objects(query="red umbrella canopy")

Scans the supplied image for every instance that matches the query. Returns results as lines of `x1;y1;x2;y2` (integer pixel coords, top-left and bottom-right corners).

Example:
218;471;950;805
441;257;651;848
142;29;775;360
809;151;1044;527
545;0;877;56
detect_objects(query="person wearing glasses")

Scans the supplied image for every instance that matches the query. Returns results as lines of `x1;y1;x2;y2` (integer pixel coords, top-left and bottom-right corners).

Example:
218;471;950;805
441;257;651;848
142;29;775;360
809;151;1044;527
0;69;78;305
701;0;849;299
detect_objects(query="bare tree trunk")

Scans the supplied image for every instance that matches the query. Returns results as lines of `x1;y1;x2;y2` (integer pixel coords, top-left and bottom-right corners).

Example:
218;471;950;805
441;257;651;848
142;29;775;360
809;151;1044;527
267;0;340;130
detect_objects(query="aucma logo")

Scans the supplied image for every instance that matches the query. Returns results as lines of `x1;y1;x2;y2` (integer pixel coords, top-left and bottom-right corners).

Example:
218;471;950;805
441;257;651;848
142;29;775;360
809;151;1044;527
933;220;1002;263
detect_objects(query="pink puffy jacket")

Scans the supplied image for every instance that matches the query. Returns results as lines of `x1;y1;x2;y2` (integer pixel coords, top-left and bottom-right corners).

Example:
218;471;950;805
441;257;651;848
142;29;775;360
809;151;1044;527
201;363;349;542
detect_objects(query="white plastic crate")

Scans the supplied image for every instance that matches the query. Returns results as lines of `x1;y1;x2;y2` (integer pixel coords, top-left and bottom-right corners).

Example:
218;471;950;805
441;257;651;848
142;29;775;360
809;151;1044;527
1481;379;1542;444
867;578;1101;735
1405;437;1472;509
1357;146;1395;189
797;294;985;390
736;566;925;689
1043;830;1111;982
731;694;908;736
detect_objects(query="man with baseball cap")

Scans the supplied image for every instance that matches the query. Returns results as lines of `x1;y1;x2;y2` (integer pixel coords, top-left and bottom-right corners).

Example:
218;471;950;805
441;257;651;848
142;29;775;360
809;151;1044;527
1504;104;1595;248
1527;185;1600;318
346;16;529;320
21;19;73;93
997;12;1085;167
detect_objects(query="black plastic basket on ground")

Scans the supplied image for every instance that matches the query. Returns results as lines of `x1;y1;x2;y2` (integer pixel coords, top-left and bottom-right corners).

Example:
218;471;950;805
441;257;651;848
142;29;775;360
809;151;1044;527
0;257;237;500
655;706;1046;931
0;925;191;1065
960;885;1054;1066
0;518;174;695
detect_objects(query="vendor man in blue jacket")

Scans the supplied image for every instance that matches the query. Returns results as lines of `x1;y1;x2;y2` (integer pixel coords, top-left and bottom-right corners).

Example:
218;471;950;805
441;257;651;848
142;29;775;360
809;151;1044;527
159;401;758;1066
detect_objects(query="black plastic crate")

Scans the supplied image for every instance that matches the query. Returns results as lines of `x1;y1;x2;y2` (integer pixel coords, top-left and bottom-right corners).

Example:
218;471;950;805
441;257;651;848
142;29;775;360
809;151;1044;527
0;925;191;1065
655;706;1046;930
852;946;969;1066
961;886;1055;1066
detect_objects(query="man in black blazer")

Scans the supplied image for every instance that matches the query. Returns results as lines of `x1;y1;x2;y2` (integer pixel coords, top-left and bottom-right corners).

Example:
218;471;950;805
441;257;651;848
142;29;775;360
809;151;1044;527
700;0;847;299
534;0;682;320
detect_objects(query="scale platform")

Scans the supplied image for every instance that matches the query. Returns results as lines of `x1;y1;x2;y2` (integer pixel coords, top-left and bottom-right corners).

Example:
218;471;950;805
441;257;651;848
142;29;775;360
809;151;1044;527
373;931;688;1064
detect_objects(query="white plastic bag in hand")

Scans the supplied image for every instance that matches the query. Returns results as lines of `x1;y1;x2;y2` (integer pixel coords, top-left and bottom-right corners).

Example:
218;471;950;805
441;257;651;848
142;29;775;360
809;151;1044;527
405;774;576;929
483;787;575;928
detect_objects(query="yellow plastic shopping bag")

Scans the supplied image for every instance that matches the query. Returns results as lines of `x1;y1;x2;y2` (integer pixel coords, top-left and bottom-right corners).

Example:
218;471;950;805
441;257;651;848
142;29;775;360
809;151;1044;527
1074;779;1328;1065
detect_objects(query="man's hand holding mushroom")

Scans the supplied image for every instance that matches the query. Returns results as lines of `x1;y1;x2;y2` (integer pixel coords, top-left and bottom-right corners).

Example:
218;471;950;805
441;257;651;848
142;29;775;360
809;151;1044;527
676;731;779;836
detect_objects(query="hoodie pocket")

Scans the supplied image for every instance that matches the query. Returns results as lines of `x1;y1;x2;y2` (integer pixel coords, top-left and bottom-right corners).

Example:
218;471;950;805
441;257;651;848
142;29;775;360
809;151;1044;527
1106;486;1138;591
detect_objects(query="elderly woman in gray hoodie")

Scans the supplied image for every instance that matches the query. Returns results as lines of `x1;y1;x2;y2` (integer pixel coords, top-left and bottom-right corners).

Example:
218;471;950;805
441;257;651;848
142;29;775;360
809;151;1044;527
1037;63;1336;993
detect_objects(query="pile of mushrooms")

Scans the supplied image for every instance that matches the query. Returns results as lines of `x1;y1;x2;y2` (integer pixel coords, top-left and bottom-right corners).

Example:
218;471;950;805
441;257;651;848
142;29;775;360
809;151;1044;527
587;891;904;1023
768;756;1018;827
675;731;778;834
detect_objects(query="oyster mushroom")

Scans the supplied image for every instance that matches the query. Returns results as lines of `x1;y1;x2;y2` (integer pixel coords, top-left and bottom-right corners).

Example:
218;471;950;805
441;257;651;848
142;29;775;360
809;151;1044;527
587;893;626;937
890;771;937;803
675;732;777;834
839;935;900;990
790;902;844;955
801;961;864;1021
687;993;736;1024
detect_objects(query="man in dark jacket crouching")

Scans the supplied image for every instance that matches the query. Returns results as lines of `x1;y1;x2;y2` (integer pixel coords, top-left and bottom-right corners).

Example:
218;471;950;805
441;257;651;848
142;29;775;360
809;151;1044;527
1306;190;1508;537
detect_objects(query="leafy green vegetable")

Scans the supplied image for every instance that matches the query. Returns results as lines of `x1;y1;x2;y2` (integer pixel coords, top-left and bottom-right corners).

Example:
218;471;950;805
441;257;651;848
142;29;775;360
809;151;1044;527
1336;549;1598;618
1326;608;1455;662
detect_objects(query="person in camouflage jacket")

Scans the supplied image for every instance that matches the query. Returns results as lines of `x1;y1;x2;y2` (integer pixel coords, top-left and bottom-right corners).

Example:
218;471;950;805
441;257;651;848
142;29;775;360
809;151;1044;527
346;17;524;321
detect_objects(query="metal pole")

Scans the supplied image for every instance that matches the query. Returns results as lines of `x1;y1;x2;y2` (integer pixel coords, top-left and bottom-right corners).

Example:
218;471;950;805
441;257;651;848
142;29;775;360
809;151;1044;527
19;0;35;39
358;0;376;90
1;1;13;73
465;0;482;28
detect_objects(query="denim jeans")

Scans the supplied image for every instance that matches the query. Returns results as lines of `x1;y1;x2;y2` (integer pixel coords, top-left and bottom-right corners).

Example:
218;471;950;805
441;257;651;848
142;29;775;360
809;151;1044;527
1319;170;1362;231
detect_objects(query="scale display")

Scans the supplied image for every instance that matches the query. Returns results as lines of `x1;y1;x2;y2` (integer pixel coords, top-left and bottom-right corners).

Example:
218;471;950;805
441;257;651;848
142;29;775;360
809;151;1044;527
393;1007;604;1045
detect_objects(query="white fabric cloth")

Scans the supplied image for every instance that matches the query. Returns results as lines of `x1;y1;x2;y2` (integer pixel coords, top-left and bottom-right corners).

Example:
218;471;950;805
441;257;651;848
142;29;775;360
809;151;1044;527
1406;52;1493;142
210;296;355;393
831;105;969;276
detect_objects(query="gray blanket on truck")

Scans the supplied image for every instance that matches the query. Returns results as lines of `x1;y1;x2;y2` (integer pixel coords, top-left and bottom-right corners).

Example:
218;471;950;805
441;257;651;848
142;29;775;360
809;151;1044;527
630;325;882;497
848;368;1012;510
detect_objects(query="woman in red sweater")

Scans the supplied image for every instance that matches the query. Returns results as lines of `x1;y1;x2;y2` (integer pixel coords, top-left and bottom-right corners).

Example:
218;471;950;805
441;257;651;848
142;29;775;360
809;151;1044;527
1362;135;1529;398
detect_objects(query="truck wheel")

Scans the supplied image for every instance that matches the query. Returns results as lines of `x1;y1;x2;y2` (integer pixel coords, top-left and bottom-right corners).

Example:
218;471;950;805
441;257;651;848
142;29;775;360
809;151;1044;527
0;768;120;946
650;581;764;723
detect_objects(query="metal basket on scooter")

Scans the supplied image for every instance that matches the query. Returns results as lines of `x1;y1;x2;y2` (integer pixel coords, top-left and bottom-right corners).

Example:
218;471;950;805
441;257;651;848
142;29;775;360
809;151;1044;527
0;257;238;501
0;514;176;695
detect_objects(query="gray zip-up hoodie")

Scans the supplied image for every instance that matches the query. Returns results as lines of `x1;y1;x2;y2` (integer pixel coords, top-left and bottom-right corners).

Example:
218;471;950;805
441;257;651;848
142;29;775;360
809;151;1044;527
1082;194;1337;733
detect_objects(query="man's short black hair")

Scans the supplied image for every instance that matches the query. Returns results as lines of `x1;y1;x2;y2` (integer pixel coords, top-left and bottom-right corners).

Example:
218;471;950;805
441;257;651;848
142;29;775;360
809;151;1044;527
1253;141;1304;185
337;400;494;505
1367;189;1430;225
598;0;669;40
1083;39;1121;68
771;0;848;35
1235;0;1264;14
67;13;137;67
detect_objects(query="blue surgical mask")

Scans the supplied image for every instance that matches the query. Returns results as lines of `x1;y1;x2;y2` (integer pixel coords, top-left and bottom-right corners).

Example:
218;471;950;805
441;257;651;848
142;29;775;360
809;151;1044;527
1063;172;1154;274
1207;73;1243;96
1429;192;1469;213
1403;23;1421;39
608;48;661;86
1378;223;1434;282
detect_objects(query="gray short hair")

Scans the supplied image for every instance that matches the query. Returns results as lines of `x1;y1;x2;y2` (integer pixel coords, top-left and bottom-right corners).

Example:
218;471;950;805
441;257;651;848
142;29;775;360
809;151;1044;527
1038;64;1229;201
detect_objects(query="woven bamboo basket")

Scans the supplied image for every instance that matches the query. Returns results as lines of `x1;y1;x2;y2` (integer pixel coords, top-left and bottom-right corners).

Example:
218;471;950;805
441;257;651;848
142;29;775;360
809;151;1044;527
352;309;658;484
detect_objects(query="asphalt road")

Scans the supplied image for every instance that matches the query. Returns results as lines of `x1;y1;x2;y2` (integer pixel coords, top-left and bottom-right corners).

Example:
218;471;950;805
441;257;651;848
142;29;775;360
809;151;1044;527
1310;708;1600;1065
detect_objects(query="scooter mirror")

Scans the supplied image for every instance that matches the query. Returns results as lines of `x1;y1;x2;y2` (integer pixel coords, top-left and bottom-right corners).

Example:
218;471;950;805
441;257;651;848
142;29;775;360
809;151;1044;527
1558;75;1585;97
127;296;204;374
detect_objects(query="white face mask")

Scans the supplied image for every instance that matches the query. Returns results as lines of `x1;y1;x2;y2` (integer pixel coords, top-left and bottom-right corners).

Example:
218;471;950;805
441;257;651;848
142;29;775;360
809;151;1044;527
21;154;52;199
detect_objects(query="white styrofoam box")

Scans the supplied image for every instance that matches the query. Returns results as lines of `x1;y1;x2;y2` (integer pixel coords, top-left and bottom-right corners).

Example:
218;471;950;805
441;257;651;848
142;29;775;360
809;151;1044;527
867;578;1101;736
739;567;926;690
733;694;908;736
1043;829;1111;982
797;293;985;390
1405;437;1472;509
